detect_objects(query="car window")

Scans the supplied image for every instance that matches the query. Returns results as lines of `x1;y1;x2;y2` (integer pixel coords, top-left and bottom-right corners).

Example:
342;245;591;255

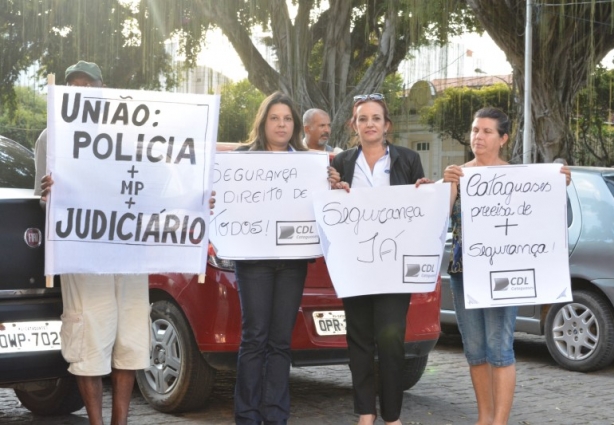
604;174;614;197
0;136;35;189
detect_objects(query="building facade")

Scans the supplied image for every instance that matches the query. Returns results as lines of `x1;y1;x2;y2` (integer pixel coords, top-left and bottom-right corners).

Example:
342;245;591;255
390;74;512;179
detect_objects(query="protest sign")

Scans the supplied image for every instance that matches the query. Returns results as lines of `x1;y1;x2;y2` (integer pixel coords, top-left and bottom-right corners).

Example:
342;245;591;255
460;164;572;308
313;184;450;298
46;86;218;275
209;151;329;259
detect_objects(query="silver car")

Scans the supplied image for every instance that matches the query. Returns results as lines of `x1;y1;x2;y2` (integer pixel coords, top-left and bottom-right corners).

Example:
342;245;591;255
440;166;614;372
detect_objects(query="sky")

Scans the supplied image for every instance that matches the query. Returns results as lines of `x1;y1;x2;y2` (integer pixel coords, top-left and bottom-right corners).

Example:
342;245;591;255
195;0;515;83
198;29;515;84
200;26;614;89
198;30;249;81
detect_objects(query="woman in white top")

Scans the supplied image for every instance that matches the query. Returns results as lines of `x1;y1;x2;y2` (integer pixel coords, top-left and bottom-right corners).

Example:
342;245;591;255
328;94;429;425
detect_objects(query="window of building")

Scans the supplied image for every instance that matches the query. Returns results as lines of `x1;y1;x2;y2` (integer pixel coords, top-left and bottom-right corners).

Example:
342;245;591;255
416;142;430;151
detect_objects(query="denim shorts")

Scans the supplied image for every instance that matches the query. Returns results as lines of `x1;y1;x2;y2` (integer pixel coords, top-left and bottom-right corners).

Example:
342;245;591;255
449;273;517;367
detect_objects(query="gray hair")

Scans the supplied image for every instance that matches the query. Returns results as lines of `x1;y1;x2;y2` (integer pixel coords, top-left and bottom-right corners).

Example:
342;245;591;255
303;108;329;126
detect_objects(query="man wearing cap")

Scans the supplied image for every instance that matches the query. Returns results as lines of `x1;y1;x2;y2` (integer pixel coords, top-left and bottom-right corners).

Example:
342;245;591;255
34;61;150;425
34;61;104;195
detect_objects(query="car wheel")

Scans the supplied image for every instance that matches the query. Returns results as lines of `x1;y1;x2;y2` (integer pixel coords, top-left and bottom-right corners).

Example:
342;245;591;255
14;377;84;416
401;356;428;390
136;300;215;413
545;290;614;372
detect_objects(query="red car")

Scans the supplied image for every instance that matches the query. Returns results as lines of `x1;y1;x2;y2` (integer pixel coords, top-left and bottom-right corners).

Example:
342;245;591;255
137;182;441;413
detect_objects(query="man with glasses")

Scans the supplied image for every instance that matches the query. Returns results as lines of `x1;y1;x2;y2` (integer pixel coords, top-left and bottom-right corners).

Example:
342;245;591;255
34;61;150;425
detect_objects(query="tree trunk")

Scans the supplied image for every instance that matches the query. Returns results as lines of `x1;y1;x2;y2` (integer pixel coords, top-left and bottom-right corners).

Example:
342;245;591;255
467;0;614;163
144;1;463;149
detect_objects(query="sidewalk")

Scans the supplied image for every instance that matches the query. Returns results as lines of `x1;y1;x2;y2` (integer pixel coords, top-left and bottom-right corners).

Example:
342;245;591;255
1;333;613;424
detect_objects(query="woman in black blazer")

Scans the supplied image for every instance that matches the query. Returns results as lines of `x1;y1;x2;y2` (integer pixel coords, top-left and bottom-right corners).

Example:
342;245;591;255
328;93;429;425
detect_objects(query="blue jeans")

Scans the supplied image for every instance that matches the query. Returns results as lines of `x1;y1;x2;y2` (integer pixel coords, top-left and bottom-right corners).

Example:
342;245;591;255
234;260;307;425
450;273;517;367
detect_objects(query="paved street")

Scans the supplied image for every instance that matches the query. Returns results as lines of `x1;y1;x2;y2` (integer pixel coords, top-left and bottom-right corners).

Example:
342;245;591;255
2;333;613;424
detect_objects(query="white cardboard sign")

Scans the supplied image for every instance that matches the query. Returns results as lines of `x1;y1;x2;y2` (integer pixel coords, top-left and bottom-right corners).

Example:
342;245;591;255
313;184;450;298
460;164;572;308
46;86;218;275
209;151;330;259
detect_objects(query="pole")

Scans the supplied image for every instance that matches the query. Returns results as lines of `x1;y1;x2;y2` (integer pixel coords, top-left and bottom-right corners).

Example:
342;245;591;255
523;0;533;164
46;72;55;288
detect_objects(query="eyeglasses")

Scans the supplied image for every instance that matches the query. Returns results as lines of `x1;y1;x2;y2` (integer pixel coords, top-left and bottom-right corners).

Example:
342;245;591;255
353;93;385;103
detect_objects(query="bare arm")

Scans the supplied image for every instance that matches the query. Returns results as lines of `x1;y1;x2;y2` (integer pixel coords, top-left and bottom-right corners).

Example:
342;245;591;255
442;165;463;215
560;165;571;186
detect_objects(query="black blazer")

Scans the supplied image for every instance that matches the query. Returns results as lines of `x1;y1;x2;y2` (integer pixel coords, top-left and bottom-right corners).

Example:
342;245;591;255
331;143;425;186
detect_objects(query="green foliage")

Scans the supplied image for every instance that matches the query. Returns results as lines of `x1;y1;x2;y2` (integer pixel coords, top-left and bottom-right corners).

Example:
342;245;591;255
0;0;178;96
420;83;513;146
0;1;47;113
218;80;265;143
467;0;614;162
380;73;405;116
0;0;479;149
0;87;47;149
572;65;614;166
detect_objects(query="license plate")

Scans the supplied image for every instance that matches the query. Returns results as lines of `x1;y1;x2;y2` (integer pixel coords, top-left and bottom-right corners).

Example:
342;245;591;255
0;321;62;354
312;311;346;335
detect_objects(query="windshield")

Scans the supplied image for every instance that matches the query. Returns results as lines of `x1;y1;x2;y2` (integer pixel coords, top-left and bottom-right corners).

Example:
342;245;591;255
0;137;35;189
604;174;614;198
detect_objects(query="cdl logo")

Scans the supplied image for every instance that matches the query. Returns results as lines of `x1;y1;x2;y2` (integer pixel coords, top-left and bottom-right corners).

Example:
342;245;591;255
511;276;531;285
402;255;440;284
405;264;420;277
405;263;436;277
276;221;319;246
490;269;537;300
296;225;315;234
278;226;295;239
421;264;436;273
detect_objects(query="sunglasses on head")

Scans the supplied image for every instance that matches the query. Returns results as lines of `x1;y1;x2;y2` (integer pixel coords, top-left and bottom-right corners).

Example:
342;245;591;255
353;93;385;103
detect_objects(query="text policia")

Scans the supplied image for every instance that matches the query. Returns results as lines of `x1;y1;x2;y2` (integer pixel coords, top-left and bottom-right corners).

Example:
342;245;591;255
63;93;197;164
52;91;206;246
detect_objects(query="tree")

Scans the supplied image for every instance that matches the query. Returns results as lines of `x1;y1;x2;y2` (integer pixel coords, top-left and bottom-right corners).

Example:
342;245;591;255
217;73;404;143
465;0;614;163
380;72;405;116
0;0;177;108
420;83;513;158
140;0;476;147
572;65;614;166
0;87;47;149
0;1;48;115
218;80;266;143
2;1;476;147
